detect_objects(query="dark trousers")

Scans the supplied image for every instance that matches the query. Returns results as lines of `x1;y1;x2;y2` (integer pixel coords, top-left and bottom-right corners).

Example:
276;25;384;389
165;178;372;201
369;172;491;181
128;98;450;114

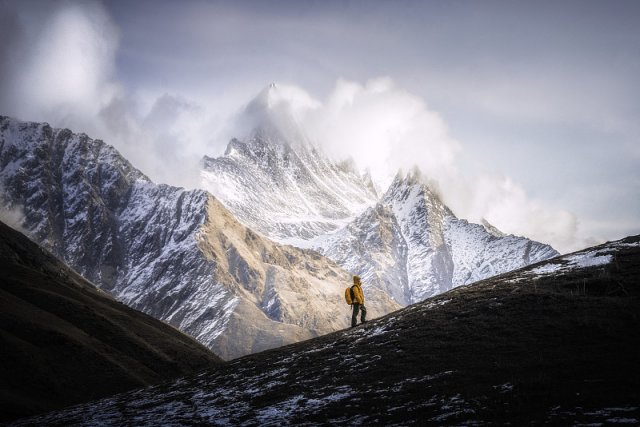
351;303;367;327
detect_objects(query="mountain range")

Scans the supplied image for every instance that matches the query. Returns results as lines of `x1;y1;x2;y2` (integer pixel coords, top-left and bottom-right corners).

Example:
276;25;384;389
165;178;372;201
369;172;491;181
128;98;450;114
0;115;398;360
1;91;558;359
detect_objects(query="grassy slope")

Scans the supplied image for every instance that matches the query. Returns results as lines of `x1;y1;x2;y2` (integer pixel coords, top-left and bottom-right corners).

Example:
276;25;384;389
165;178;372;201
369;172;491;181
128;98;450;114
0;222;223;422
11;235;640;425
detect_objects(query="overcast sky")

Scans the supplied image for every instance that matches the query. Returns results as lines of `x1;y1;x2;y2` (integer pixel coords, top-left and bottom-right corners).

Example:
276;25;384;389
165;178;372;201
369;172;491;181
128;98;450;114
1;0;638;253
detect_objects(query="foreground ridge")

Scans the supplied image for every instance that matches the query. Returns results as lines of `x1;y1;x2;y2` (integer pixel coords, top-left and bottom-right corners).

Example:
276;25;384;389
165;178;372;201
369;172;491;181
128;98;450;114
13;235;640;425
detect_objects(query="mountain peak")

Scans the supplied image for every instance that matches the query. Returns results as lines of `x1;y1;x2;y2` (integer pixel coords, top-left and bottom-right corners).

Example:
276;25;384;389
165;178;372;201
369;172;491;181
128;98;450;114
246;83;280;112
389;167;425;189
240;83;312;147
481;218;507;237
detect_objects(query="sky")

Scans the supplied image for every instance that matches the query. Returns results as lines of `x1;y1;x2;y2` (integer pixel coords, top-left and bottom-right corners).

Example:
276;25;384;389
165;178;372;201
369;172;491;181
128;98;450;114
0;0;638;253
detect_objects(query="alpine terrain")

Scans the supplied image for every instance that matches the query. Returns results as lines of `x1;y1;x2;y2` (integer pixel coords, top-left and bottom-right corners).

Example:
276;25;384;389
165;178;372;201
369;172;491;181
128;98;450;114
0;220;221;423
201;84;559;306
0;115;400;360
201;83;379;246
12;235;640;426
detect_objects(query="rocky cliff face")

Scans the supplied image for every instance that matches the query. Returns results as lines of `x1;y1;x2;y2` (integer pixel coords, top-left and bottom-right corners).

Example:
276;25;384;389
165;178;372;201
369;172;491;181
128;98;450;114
0;116;400;360
315;170;559;305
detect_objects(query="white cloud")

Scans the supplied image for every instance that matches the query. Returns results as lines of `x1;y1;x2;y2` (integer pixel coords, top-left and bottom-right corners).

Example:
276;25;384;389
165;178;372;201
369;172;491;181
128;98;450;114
249;78;590;253
0;1;232;189
305;78;460;189
0;187;27;234
3;1;120;131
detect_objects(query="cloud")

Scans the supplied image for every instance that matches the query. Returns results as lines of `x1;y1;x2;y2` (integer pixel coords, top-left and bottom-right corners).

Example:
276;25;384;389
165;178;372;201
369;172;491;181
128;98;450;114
0;0;230;189
305;78;460;189
0;186;27;234
98;92;223;188
0;0;120;131
461;175;590;253
244;78;589;253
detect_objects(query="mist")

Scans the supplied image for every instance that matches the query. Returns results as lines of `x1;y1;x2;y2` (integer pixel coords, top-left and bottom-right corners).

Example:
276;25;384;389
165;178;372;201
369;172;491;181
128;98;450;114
0;0;231;189
0;186;27;234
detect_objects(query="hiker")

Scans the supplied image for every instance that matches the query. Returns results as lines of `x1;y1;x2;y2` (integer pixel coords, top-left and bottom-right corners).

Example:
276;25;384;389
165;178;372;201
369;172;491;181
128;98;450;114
349;275;367;327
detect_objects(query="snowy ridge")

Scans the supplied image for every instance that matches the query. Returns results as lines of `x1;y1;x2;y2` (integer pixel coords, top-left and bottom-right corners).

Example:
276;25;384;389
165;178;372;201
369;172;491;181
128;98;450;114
314;170;559;305
201;85;378;246
0;116;399;359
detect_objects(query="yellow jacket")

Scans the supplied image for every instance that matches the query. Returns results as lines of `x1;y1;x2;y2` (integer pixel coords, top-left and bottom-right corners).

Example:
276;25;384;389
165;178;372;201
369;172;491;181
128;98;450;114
352;282;365;305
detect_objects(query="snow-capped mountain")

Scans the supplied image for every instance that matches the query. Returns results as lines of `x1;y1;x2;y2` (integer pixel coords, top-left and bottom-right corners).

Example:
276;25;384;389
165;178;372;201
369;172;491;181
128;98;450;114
0;116;400;360
199;86;558;306
201;84;379;247
316;170;559;304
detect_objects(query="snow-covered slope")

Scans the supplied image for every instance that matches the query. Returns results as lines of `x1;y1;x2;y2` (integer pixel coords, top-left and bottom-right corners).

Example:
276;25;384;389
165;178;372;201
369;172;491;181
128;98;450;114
0;116;400;360
201;84;378;246
315;170;559;305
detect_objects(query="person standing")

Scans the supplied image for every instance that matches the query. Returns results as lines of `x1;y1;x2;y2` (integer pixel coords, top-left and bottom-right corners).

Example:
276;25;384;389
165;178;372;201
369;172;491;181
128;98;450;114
350;275;367;327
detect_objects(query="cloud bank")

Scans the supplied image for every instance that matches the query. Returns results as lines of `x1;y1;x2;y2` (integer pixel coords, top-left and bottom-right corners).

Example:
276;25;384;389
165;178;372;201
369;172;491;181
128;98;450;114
0;0;226;188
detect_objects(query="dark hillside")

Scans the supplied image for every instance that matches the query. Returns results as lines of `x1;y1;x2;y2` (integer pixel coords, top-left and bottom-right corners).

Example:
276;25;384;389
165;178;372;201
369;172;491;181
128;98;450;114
0;222;222;422
11;235;640;425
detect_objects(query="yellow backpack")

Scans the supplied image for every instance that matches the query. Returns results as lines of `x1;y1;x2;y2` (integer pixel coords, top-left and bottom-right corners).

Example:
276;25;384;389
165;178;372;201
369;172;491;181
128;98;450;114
344;286;355;305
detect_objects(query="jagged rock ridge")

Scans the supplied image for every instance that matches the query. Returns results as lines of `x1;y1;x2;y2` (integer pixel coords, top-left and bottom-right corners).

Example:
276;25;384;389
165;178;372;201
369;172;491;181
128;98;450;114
315;170;559;305
201;84;379;247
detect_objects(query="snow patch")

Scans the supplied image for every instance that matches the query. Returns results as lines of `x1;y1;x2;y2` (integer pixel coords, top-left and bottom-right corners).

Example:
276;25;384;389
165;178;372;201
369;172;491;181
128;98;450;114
528;250;612;277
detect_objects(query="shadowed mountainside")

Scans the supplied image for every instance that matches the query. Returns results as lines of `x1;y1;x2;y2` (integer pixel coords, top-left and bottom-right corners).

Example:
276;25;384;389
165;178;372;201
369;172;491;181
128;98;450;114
0;221;222;423
13;235;640;425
